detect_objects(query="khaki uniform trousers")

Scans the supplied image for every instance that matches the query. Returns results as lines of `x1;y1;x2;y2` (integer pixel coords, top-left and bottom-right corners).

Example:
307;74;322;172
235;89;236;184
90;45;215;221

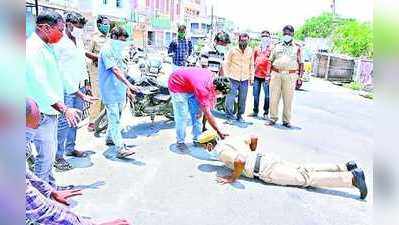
269;71;298;123
88;63;102;123
259;160;354;188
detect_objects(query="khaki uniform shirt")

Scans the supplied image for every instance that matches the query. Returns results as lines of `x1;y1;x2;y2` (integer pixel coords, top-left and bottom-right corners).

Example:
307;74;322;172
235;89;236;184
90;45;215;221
224;47;255;82
88;33;107;80
214;140;258;178
269;42;303;71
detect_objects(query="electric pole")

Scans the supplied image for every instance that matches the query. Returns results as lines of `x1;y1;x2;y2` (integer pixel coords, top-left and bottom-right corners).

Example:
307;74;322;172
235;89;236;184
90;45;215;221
210;5;214;37
331;0;336;18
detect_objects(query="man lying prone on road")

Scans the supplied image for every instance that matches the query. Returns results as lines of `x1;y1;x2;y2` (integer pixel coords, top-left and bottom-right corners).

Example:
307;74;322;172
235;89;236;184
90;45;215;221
198;131;368;199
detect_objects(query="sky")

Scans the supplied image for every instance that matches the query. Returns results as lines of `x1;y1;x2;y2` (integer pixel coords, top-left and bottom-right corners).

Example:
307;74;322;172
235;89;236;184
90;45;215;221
205;0;373;32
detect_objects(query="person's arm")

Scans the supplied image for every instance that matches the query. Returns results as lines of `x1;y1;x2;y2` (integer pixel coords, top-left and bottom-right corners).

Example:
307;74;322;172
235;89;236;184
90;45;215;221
167;41;175;54
188;39;193;56
111;67;140;93
75;90;99;103
249;49;255;85
223;49;233;76
217;154;246;184
297;47;304;76
51;102;81;127
26;169;53;198
85;52;98;61
202;107;228;139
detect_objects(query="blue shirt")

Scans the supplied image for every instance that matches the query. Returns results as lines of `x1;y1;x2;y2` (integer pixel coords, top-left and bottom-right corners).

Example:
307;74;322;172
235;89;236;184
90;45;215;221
26;33;64;115
168;38;193;66
98;40;127;104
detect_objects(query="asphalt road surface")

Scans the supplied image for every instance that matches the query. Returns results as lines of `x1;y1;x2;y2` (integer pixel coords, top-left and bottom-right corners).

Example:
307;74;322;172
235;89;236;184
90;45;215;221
55;78;373;225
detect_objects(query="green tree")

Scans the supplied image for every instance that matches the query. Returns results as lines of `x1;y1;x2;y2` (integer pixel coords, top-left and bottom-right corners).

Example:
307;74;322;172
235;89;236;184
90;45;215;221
295;12;334;40
333;20;373;57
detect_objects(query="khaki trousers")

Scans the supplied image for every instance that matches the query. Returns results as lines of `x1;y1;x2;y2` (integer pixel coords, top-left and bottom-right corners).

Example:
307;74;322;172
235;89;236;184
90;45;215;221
259;161;354;188
88;65;102;123
269;71;298;123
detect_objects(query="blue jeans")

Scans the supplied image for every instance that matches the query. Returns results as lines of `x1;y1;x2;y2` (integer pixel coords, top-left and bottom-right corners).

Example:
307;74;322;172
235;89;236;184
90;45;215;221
170;92;202;144
29;114;57;186
253;77;270;115
225;79;248;119
105;103;124;149
56;92;84;159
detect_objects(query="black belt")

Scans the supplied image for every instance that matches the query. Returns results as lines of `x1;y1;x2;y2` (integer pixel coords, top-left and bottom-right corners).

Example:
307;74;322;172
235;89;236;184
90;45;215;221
253;154;262;179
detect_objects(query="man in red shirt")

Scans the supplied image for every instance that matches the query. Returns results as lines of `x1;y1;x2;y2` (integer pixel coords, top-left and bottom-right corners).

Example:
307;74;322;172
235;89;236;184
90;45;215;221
168;67;228;151
249;30;272;119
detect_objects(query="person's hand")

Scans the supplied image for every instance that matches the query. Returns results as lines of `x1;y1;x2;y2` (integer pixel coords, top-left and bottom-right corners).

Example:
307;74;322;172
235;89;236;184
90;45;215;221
216;175;236;184
249;79;254;86
64;107;81;127
51;189;83;206
82;94;99;104
126;89;135;101
218;132;229;140
98;219;131;225
128;84;141;93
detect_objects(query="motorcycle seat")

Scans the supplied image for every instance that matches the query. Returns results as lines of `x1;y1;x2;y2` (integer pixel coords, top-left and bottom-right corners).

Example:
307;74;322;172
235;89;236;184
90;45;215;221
154;94;171;102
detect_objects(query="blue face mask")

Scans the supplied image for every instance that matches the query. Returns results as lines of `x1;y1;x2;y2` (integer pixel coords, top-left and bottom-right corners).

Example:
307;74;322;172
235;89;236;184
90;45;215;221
111;39;128;57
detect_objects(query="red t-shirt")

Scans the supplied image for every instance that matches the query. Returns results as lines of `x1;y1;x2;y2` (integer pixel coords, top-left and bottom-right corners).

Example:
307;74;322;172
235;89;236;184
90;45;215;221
254;48;272;79
168;67;216;108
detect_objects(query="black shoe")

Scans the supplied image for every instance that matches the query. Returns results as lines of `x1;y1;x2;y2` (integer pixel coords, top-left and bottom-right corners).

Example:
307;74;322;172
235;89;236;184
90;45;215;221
265;120;276;126
346;161;358;171
352;168;367;199
106;139;115;146
248;112;258;117
282;122;292;128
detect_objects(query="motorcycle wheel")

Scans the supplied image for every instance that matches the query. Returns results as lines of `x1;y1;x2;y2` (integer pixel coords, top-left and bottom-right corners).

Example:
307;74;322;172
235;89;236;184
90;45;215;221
94;108;107;137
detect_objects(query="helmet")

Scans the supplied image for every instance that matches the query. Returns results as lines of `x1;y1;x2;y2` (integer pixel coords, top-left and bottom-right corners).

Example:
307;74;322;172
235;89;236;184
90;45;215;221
213;76;231;95
214;31;231;44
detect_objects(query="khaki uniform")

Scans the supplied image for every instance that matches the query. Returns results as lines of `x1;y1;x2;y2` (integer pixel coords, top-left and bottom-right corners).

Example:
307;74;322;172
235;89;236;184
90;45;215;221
87;33;107;122
269;42;303;123
214;142;353;188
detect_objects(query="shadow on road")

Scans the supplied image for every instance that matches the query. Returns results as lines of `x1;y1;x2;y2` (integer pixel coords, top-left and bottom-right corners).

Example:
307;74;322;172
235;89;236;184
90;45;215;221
272;123;302;131
66;151;96;169
169;144;219;161
122;120;175;139
198;164;246;190
103;146;146;166
305;187;364;201
74;180;106;190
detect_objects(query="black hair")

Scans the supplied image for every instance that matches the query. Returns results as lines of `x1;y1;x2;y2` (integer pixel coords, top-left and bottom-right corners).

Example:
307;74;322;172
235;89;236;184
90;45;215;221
283;25;295;33
214;31;231;44
64;11;79;24
97;15;110;25
178;25;186;31
110;26;129;39
239;33;249;40
36;10;63;26
213;76;231;95
261;30;270;35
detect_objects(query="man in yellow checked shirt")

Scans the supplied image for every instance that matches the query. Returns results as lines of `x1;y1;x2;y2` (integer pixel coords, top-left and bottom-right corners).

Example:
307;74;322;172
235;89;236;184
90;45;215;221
198;131;368;199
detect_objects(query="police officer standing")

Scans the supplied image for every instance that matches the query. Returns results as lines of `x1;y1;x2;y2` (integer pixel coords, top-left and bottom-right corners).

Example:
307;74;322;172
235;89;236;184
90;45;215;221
266;25;304;128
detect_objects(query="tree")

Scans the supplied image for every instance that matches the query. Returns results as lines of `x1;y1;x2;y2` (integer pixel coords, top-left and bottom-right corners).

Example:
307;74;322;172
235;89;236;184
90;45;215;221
333;20;373;58
295;12;334;40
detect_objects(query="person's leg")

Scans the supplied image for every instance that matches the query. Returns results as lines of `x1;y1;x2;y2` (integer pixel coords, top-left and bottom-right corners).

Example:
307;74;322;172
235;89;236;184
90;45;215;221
56;93;73;160
298;163;349;172
263;79;270;117
170;93;190;144
188;94;202;143
104;103;123;149
281;73;298;124
237;80;249;119
268;72;282;123
225;79;239;120
251;77;262;115
88;69;102;128
65;93;84;155
260;161;353;188
33;114;57;186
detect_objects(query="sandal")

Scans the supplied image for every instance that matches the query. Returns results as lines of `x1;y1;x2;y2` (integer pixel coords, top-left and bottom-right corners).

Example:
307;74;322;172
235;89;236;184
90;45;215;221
65;150;88;158
54;158;73;171
116;145;136;159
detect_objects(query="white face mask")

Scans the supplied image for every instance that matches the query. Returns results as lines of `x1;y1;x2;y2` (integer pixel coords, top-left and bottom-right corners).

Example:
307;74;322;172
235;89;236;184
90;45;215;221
261;37;271;49
71;27;83;39
282;35;293;43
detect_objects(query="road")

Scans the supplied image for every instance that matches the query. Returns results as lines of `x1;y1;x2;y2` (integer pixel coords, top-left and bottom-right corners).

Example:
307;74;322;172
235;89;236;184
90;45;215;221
55;78;373;225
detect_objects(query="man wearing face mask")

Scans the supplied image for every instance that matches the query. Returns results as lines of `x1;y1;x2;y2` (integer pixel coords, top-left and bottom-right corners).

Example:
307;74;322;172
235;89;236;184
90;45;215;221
52;12;98;171
98;27;140;158
85;15;111;132
26;10;81;186
266;25;304;128
168;25;193;67
249;30;273;119
224;33;255;124
200;31;231;76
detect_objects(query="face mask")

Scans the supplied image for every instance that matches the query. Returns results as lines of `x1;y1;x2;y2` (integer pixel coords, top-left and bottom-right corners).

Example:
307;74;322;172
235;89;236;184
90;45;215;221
178;32;186;39
99;23;110;34
111;39;128;57
215;45;227;54
39;25;63;44
71;27;83;39
261;37;271;49
239;41;248;49
282;35;293;43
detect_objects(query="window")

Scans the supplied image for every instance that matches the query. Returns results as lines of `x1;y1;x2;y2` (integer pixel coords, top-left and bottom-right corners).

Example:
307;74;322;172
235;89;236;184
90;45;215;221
103;0;108;5
201;23;206;30
116;0;122;8
191;23;199;32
